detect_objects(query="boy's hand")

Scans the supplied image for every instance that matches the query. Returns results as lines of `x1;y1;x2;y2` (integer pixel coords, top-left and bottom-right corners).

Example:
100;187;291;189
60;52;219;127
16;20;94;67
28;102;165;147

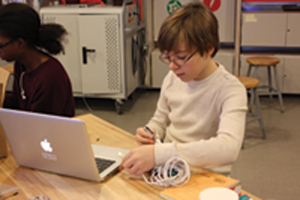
119;145;155;176
135;127;156;145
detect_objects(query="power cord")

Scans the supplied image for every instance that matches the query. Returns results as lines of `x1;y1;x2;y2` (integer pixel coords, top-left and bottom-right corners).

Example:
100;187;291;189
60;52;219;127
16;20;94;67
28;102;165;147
142;156;191;187
81;96;93;113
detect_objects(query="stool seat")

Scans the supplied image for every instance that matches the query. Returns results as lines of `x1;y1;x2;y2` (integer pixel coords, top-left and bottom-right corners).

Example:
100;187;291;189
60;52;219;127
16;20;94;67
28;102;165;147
246;56;284;112
246;56;280;66
237;76;259;89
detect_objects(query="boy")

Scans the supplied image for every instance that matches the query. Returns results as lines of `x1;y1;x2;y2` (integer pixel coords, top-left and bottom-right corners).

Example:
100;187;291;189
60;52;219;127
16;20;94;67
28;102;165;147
120;2;247;176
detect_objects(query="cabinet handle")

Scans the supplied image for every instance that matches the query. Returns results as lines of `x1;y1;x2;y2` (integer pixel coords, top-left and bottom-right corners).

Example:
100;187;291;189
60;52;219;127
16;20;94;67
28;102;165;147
82;46;96;64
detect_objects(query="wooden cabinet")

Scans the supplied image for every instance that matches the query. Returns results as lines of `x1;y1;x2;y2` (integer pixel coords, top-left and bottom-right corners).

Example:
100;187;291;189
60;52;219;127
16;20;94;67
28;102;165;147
286;13;300;47
282;56;300;93
242;12;300;47
241;12;287;47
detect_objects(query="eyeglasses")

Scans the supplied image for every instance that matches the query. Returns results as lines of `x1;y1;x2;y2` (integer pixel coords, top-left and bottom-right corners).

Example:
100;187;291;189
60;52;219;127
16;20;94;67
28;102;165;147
159;50;198;67
0;40;15;49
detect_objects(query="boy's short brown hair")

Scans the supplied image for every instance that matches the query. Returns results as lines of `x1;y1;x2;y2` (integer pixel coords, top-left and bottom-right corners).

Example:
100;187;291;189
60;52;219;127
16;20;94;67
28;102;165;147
158;2;219;57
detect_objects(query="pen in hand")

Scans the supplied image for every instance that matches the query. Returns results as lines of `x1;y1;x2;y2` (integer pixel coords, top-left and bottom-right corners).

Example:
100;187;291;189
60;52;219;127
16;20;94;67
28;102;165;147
144;126;156;142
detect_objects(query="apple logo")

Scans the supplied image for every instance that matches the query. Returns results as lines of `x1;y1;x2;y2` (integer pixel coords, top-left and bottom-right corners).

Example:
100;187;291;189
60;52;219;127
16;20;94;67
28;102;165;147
40;139;53;152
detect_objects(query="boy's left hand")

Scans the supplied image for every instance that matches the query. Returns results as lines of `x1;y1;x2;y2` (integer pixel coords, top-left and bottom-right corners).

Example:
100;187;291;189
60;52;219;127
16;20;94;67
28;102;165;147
119;145;155;176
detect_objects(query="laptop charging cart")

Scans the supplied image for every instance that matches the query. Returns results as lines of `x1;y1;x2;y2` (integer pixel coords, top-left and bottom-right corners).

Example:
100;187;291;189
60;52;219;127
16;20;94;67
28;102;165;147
40;0;145;114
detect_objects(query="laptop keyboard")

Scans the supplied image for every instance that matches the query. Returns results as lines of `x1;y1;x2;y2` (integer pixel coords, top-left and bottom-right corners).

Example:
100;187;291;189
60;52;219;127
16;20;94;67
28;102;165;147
95;157;116;173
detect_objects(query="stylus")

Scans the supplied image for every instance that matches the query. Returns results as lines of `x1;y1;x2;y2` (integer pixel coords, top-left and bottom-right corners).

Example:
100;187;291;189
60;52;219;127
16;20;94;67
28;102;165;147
144;126;156;142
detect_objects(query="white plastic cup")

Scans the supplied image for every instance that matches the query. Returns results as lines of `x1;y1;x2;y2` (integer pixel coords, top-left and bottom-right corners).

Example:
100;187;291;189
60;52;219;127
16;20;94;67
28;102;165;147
199;187;239;200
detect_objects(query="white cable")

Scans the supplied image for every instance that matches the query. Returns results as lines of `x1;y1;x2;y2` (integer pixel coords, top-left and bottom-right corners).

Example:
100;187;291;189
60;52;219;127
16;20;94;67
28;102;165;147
142;156;191;187
82;96;93;113
19;71;26;100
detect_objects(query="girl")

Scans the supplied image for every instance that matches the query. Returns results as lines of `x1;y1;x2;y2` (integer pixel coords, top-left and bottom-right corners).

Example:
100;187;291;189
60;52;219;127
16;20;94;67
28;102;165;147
0;3;75;117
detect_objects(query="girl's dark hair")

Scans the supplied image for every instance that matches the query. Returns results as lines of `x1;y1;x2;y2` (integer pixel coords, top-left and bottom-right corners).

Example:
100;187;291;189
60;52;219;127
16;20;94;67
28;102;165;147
0;3;67;55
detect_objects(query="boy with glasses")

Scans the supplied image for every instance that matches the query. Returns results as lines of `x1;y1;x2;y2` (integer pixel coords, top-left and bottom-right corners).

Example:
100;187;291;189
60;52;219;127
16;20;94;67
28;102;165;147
120;2;247;176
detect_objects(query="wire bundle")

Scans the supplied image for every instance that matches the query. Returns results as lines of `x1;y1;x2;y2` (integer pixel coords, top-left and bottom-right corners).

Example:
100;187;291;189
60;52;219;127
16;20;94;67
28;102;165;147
142;156;191;187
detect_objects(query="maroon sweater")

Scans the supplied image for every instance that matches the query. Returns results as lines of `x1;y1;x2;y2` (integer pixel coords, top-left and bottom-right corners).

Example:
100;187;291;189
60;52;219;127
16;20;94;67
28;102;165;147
4;56;75;117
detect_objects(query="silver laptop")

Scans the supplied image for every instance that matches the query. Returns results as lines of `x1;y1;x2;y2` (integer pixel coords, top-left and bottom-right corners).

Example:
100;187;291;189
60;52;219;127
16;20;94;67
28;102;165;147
0;108;129;182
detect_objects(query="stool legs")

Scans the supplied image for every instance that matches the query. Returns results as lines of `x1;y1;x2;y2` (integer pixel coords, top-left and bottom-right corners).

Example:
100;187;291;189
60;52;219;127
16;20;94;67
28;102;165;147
247;65;255;112
267;66;273;102
242;86;266;149
253;87;266;139
246;64;253;77
246;87;265;139
273;65;284;112
247;64;284;112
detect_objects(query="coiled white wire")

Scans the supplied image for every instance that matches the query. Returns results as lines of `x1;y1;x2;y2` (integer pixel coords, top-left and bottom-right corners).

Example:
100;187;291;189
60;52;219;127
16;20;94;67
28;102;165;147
142;156;191;187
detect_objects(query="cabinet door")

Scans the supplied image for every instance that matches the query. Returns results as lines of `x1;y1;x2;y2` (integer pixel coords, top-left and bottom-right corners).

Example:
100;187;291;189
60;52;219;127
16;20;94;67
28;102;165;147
78;15;121;94
241;13;287;47
286;13;300;47
42;14;82;93
282;56;300;94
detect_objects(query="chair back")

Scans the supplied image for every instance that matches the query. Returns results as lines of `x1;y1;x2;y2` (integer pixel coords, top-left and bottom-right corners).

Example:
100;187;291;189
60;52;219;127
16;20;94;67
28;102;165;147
0;67;11;107
0;125;7;158
0;66;12;158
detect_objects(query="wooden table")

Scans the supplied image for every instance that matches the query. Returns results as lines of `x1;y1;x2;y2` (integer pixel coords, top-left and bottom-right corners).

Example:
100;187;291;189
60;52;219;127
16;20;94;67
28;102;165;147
0;114;261;200
0;63;14;75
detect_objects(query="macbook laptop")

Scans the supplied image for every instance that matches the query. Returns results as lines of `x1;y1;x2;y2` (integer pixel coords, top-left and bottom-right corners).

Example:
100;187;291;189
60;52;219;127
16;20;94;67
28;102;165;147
0;108;129;182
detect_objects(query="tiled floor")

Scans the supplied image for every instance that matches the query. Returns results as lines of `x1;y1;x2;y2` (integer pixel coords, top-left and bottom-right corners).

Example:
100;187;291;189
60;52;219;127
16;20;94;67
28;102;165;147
75;88;300;200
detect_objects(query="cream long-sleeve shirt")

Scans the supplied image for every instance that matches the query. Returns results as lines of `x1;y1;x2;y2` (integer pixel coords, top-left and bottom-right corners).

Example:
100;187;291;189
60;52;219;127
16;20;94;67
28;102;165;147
147;64;247;174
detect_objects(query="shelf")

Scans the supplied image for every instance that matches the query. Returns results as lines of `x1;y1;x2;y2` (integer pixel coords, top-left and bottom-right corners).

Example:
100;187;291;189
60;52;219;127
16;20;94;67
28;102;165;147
241;46;300;54
242;1;300;12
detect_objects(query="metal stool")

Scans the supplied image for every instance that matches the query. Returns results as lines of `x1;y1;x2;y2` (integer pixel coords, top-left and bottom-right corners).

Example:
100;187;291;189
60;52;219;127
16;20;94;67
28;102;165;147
237;76;266;147
246;56;284;112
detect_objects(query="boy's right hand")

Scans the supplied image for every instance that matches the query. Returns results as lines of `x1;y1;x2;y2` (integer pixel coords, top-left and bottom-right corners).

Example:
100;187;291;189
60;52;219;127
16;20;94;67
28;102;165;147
135;127;156;145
